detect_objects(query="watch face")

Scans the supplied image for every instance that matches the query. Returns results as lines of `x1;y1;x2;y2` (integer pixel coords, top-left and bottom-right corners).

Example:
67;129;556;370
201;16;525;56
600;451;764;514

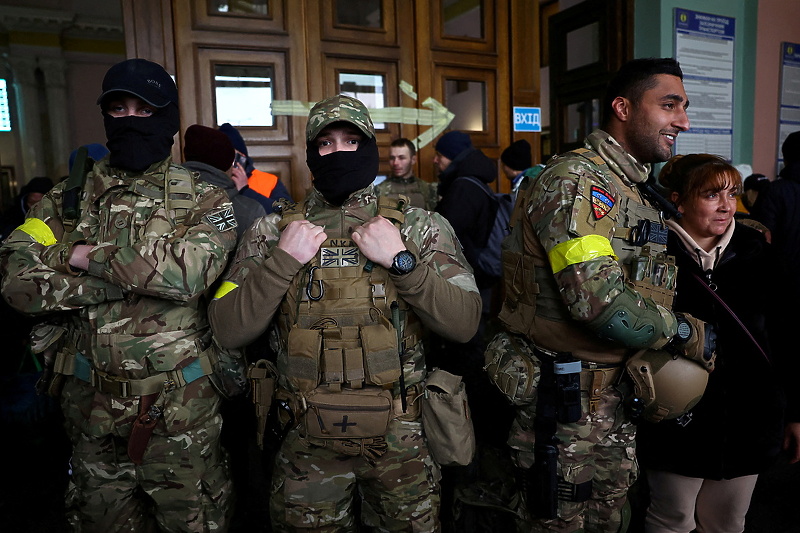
677;321;692;341
393;250;416;274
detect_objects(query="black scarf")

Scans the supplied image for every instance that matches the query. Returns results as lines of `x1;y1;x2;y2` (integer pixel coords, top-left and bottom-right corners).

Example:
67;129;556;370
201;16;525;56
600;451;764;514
306;136;379;206
103;104;180;172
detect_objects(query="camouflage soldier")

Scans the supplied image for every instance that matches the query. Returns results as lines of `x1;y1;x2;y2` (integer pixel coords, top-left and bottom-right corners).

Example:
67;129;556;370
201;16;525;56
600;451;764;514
485;58;716;532
376;137;439;210
0;58;238;531
208;94;481;531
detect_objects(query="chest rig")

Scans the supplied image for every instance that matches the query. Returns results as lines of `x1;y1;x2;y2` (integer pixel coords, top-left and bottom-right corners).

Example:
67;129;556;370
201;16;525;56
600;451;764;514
275;196;420;396
499;148;676;358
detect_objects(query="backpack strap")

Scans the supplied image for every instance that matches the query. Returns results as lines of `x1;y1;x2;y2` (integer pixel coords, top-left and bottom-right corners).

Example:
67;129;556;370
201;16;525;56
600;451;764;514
455;176;496;200
62;146;94;234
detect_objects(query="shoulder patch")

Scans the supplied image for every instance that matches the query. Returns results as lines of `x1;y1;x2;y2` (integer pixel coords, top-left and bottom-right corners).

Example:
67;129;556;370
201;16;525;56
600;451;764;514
205;206;238;232
590;185;614;220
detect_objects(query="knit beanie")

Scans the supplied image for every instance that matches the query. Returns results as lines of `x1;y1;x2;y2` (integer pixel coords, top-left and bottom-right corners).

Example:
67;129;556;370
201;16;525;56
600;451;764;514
184;124;235;172
435;131;472;160
218;122;248;156
782;131;800;164
20;177;54;197
501;139;532;170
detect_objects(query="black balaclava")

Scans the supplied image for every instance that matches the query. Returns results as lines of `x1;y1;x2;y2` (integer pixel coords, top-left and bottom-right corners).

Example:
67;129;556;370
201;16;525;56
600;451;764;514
306;134;379;206
103;102;180;173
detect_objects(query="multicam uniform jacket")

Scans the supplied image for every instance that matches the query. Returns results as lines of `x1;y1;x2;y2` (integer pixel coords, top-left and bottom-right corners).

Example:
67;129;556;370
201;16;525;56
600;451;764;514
498;129;679;365
209;186;480;399
0;157;237;438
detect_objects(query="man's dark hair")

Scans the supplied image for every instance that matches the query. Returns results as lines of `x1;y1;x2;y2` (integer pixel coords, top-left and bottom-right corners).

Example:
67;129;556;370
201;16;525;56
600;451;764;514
390;137;416;156
602;58;684;128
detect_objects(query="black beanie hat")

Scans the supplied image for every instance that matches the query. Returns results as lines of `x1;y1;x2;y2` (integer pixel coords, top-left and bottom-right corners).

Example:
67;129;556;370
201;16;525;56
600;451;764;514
184;124;235;172
501;139;532;170
782;131;800;164
435;131;472;160
218;123;248;156
21;177;54;197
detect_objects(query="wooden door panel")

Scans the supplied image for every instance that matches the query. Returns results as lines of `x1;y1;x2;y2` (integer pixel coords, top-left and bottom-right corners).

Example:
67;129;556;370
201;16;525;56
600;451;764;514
321;0;397;45
194;47;292;141
192;0;286;33
127;0;536;201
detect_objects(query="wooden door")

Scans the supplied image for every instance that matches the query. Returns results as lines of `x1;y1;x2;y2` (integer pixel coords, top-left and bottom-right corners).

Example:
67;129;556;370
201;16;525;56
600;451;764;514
123;0;539;199
548;0;632;155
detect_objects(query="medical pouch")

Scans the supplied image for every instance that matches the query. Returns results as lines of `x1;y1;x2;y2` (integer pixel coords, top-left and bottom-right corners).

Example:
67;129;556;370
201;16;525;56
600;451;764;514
303;386;393;439
287;326;322;392
421;368;476;466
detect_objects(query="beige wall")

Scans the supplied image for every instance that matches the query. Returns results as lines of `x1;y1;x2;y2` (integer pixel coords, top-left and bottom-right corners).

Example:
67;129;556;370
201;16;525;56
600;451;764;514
753;0;800;178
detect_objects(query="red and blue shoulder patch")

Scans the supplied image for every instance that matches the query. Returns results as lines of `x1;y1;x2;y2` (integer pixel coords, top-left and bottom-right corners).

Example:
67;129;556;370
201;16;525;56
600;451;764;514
590;185;614;220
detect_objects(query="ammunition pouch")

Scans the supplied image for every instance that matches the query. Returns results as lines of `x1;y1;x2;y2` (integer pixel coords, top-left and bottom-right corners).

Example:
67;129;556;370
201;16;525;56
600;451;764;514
285;317;407;393
624;245;676;308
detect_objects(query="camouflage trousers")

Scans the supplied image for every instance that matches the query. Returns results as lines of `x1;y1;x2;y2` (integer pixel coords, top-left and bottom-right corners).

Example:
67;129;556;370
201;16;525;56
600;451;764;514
270;418;442;532
509;384;638;533
65;413;233;532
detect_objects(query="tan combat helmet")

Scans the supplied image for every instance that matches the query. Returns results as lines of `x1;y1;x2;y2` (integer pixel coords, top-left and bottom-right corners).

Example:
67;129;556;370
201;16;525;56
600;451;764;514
625;349;709;423
306;94;375;142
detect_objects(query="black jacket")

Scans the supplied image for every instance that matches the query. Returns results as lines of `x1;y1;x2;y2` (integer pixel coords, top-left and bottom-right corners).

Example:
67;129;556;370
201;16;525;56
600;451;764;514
435;147;498;288
636;223;799;480
758;161;800;271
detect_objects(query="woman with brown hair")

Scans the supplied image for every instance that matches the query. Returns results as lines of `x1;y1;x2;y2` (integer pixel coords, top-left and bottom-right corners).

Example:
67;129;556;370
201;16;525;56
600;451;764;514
636;153;800;533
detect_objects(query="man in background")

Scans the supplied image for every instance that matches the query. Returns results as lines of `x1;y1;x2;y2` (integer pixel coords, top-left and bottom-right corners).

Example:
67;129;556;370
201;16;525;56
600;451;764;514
376;137;438;210
500;139;544;200
219;122;293;214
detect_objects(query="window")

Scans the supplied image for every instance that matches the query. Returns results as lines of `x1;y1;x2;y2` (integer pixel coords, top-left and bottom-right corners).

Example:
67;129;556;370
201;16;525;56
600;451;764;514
445;79;486;131
335;0;381;28
207;0;268;16
338;72;386;129
214;65;274;127
443;0;484;39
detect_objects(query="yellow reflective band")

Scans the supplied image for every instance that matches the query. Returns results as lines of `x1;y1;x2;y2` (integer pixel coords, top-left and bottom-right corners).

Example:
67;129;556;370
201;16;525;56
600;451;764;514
213;281;238;299
548;235;618;273
18;218;57;246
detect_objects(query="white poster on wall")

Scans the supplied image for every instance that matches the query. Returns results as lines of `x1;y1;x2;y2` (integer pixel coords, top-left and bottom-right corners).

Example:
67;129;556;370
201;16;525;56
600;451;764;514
673;8;735;161
778;42;800;174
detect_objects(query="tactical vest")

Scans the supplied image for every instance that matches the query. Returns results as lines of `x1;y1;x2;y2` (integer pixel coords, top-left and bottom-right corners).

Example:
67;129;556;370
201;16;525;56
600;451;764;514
498;148;676;364
275;197;422;395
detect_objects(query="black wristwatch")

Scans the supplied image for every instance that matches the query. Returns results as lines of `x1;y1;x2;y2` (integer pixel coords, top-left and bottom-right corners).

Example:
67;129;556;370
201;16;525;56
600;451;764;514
389;250;417;276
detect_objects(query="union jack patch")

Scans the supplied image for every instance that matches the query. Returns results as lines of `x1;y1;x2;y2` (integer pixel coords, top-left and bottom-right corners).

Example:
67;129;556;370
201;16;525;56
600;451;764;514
204;207;238;232
590;186;614;220
320;244;360;268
